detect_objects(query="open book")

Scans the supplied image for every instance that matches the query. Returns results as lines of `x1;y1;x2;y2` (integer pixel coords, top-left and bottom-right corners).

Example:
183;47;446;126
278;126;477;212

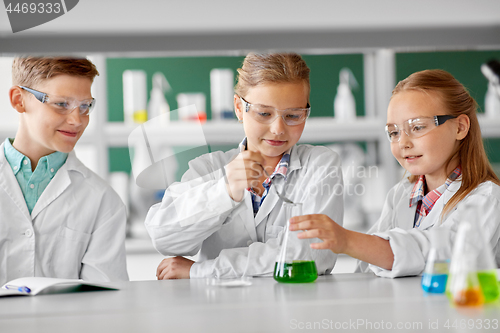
0;277;119;297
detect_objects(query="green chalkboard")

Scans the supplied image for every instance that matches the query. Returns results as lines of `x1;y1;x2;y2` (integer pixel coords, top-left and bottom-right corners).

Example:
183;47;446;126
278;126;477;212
106;54;365;176
396;50;500;163
396;50;500;113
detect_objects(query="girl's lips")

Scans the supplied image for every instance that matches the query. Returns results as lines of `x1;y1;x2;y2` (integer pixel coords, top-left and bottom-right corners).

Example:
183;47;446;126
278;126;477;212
265;139;286;146
58;130;78;138
404;155;422;162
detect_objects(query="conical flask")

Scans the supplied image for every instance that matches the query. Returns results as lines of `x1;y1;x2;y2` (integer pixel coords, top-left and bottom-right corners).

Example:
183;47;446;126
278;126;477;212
446;221;484;306
421;228;451;293
274;203;318;283
467;220;500;304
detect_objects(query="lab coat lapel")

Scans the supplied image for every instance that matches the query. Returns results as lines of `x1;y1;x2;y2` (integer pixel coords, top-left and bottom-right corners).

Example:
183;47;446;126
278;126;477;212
397;200;417;230
31;162;71;220
240;193;258;242
418;180;461;230
396;185;417;230
0;149;31;221
254;182;280;227
31;152;86;220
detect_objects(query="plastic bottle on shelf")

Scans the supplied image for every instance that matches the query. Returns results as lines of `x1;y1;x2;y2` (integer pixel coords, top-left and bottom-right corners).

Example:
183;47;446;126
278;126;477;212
210;68;235;120
481;60;500;118
333;68;358;121
421;228;451;293
147;72;171;126
123;70;148;124
176;93;207;123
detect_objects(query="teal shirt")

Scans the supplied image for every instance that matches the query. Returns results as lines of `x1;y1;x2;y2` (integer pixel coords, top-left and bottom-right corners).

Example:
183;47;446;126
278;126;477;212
4;138;68;214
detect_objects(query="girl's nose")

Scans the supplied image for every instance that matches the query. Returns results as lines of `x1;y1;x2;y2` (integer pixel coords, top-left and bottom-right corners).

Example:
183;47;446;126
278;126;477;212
269;116;286;135
398;130;412;148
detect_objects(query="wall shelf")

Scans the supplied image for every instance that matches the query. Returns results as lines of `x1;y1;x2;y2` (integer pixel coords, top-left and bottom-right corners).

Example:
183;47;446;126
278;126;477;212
80;117;386;147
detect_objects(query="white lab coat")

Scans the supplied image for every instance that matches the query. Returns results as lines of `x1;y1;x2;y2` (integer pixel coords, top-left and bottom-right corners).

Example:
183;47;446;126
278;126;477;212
0;143;129;285
357;178;500;278
145;144;344;278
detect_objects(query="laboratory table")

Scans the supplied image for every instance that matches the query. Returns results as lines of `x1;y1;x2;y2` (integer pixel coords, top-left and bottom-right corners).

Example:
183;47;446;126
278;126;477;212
0;273;498;333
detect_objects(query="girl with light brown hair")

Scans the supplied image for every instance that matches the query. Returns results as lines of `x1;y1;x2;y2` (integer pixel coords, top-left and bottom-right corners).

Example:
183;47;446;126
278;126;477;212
147;53;344;279
290;69;500;278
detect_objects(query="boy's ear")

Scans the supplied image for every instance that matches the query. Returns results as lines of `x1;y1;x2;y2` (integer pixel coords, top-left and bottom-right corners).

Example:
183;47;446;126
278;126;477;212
456;114;470;140
9;86;26;114
234;94;243;121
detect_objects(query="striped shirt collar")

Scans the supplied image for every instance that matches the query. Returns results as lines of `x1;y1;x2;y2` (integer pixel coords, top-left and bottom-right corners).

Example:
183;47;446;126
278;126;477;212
409;166;462;227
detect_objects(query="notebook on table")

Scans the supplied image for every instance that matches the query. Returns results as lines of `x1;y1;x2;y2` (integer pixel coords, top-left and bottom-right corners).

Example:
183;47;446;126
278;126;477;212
0;277;119;297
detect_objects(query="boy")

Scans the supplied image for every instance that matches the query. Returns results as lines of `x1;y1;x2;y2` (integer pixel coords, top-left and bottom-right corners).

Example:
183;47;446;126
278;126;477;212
0;57;128;285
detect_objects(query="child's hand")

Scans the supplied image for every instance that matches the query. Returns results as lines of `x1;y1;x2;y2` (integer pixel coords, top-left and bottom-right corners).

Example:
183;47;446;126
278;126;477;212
225;151;266;202
289;214;348;254
156;256;194;279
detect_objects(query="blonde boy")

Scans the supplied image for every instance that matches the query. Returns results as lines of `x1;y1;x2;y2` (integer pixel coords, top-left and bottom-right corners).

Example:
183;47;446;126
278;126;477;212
0;57;128;285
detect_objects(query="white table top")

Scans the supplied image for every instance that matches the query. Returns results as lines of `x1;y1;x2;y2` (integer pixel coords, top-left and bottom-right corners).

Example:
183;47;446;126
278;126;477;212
0;273;498;333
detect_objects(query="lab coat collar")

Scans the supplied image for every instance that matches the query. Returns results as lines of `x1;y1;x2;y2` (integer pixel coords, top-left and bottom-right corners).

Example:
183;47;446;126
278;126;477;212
0;143;31;221
287;145;302;173
31;151;90;220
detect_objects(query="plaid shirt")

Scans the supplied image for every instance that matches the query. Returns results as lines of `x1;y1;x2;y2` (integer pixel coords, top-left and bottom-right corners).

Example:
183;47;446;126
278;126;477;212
409;166;462;227
238;138;291;216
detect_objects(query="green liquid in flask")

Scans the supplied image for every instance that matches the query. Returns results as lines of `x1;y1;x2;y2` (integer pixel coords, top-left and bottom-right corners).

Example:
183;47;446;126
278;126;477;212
274;260;318;283
477;270;500;303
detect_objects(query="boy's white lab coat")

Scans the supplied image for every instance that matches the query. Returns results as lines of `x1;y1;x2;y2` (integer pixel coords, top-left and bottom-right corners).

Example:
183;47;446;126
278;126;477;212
358;178;500;278
145;144;344;278
0;143;129;285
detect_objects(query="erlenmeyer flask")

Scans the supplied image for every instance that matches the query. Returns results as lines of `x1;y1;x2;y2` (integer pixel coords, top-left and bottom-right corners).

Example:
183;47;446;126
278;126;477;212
274;203;318;283
421;228;451;293
446;221;484;307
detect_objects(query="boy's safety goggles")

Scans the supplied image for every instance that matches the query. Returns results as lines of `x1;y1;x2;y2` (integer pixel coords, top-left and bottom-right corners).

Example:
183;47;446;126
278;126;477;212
239;96;310;126
385;115;456;143
20;86;95;116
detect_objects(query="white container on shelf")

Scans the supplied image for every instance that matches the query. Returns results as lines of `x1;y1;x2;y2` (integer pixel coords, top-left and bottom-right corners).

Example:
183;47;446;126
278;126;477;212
484;82;500;118
147;72;171;125
176;93;207;122
210;68;235;120
334;68;358;121
481;61;500;118
123;70;148;125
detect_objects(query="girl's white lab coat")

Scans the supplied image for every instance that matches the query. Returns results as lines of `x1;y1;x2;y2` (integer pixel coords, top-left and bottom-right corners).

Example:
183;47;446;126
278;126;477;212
0;143;129;285
145;144;344;278
358;178;500;278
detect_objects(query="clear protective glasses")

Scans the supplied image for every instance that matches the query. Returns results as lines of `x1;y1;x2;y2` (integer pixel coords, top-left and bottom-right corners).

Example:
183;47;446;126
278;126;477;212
385;115;456;143
20;86;95;116
239;96;310;126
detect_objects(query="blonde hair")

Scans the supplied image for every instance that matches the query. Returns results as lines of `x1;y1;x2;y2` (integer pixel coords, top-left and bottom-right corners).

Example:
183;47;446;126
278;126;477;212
234;52;310;100
392;69;500;216
12;56;99;88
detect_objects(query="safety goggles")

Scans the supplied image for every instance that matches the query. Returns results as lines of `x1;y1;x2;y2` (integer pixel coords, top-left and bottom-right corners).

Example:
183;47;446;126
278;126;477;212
239;96;310;126
20;86;95;116
385;115;456;143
